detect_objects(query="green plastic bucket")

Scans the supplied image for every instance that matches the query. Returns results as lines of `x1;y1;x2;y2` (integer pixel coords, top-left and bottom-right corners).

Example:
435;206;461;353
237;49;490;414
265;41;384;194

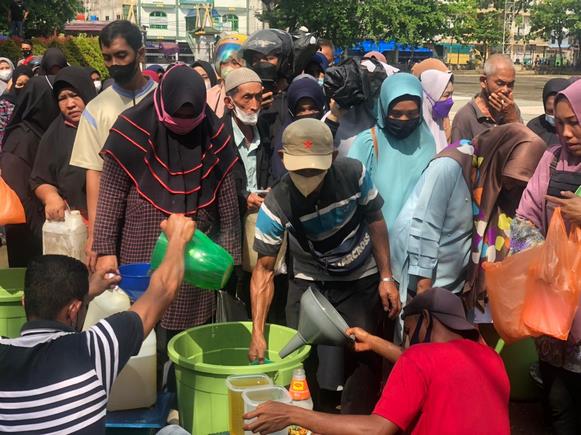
0;268;26;338
168;322;311;434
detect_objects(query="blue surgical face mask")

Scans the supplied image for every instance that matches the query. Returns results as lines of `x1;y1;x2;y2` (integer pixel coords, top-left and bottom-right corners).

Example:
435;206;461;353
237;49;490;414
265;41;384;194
545;114;555;127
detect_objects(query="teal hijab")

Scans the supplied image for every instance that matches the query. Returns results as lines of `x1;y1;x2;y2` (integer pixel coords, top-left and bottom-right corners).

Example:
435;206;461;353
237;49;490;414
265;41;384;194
349;73;436;228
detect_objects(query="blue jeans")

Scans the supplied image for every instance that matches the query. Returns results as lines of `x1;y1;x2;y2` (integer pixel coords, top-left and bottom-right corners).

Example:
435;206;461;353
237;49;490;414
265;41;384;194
10;21;24;38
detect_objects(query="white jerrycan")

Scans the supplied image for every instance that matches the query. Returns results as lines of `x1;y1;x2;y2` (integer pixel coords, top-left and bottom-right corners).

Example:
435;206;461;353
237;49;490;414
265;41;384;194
42;210;87;262
83;287;157;411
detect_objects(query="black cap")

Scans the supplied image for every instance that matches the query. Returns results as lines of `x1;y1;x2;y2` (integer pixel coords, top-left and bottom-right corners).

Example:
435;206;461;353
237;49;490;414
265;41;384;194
403;288;478;337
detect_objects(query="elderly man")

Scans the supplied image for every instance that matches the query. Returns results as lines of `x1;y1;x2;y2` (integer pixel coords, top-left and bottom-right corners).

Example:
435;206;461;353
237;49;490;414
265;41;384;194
451;53;522;142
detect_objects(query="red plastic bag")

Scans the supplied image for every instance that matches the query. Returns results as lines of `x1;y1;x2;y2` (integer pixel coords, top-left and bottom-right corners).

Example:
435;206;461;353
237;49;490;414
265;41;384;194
0;176;25;225
522;209;581;340
485;247;541;344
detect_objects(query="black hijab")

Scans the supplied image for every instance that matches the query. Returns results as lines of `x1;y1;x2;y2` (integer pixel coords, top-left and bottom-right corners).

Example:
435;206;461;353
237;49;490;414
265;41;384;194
30;67;96;211
192;60;218;87
0;65;33;104
102;65;238;215
542;78;569;110
39;48;67;76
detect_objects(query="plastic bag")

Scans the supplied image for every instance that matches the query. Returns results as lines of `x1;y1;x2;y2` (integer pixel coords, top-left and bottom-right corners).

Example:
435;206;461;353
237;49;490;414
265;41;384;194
522;210;581;340
216;290;248;323
485;246;541;344
0;175;25;225
292;32;319;77
323;58;367;109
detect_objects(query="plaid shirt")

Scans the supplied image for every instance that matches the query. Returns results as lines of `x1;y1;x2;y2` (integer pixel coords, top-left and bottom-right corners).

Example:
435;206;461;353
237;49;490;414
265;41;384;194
94;155;241;330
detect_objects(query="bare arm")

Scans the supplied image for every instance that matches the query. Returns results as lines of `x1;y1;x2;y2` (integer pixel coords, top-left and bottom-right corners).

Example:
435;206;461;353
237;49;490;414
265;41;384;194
248;254;276;362
86;169;101;271
368;212;401;318
346;327;403;364
244;402;398;435
34;184;66;221
129;215;195;338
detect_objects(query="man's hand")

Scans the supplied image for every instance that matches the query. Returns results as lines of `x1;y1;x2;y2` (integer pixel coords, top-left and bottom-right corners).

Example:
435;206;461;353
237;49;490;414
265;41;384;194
261;91;274;109
379;280;401;319
346;327;376;353
416;277;433;295
488;90;518;122
547;192;581;225
45;193;67;221
247;193;265;213
244;401;292;434
85;236;98;273
248;330;267;363
96;255;118;277
327;98;347;123
88;269;121;299
160;214;195;245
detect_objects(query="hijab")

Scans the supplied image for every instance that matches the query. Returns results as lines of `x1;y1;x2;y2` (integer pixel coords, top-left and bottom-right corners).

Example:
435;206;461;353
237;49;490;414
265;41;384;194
0;64;32;105
517;79;581;234
39;48;67;75
101;65;238;215
420;69;453;152
0;57;15;94
349;73;436;227
542;78;570;111
271;75;327;179
192;61;218;87
439;124;546;308
30;67;97;211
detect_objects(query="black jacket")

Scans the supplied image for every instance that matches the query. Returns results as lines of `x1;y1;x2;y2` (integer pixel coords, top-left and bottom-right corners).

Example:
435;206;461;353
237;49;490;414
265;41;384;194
225;110;274;217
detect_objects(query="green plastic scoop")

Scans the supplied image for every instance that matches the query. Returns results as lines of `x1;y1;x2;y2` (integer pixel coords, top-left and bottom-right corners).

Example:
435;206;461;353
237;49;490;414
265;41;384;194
150;230;234;290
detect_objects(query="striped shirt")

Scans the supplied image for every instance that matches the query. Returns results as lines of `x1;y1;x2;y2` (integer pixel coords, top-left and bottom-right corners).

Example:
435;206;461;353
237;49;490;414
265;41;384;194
254;157;384;281
0;312;143;434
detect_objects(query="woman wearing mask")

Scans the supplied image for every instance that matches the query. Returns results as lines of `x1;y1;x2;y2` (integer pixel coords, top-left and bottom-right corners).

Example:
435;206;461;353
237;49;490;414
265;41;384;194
192;60;219;90
86;67;103;93
419;69;454;151
0;65;33;146
0;57;63;266
390;124;545;307
0;57;15;95
527;78;570;146
271;75;343;179
93;65;241;336
511;80;581;435
30;67;96;221
349;73;436;228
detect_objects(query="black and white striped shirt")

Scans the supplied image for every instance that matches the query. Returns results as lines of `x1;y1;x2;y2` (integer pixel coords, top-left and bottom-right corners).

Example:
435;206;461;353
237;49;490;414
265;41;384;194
0;312;143;434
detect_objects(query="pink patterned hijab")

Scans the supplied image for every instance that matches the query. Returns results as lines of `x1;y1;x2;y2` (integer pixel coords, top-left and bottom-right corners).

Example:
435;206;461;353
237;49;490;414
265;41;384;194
516;79;581;233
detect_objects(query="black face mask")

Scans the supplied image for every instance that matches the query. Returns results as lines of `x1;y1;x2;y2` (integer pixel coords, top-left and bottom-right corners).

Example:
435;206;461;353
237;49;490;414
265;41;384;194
108;59;138;85
21;50;32;58
384;117;421;139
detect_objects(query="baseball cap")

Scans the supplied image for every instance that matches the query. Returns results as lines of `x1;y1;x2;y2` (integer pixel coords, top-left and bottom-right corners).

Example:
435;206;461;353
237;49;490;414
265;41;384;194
403;288;478;338
282;119;334;172
224;67;262;93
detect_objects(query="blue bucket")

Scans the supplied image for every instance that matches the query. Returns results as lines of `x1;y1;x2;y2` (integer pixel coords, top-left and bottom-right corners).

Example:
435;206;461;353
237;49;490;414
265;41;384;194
119;263;151;301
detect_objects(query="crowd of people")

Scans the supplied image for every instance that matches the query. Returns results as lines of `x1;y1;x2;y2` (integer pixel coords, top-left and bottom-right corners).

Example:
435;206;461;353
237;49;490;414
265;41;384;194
1;18;581;435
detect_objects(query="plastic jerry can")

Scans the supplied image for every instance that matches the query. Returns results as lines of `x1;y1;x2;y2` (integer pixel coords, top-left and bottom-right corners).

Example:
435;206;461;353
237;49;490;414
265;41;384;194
83;288;157;411
42;210;87;262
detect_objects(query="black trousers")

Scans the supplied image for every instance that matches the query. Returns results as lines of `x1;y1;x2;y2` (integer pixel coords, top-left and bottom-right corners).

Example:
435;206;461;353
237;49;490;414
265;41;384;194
540;361;581;435
286;274;383;414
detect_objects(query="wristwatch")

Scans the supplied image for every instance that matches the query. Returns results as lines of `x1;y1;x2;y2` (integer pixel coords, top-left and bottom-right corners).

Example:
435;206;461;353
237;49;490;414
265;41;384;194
381;276;396;283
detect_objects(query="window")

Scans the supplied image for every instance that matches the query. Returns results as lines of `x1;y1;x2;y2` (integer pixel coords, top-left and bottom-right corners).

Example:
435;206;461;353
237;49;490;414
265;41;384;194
105;16;110;21
116;14;121;20
185;10;196;32
149;11;168;30
222;14;238;32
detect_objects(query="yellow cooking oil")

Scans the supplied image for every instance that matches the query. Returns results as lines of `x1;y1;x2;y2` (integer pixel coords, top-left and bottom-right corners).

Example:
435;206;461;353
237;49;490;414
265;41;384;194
226;374;272;435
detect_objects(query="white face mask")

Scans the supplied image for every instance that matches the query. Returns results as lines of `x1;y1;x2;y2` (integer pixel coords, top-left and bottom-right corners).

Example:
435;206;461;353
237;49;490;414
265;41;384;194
233;104;260;126
288;170;327;197
93;80;102;92
0;70;13;82
545;114;555;127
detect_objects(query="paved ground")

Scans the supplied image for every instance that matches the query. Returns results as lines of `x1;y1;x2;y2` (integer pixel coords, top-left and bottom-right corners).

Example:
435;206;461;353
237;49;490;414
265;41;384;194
451;71;572;123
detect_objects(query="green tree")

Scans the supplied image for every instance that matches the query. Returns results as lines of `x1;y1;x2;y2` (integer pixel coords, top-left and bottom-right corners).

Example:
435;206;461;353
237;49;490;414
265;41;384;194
530;0;579;65
1;0;82;37
259;0;447;48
